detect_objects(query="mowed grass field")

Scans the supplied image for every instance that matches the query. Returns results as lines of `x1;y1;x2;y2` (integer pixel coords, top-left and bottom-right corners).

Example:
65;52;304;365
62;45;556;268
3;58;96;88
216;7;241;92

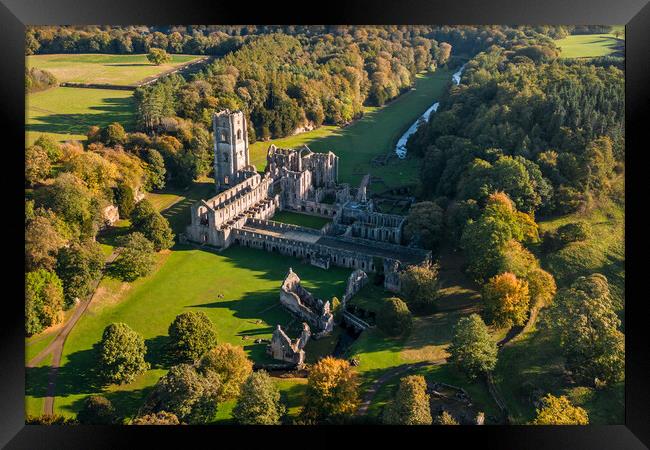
26;86;135;145
27;53;202;86
25;245;350;420
249;68;453;191
556;26;625;58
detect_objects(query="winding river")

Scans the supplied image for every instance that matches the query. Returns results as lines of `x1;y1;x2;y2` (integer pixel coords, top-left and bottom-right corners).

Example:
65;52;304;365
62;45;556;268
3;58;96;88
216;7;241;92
395;63;466;159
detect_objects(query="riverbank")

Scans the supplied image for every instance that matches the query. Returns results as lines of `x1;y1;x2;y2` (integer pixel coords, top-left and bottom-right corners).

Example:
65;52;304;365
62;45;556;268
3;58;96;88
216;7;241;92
394;63;466;159
248;68;454;192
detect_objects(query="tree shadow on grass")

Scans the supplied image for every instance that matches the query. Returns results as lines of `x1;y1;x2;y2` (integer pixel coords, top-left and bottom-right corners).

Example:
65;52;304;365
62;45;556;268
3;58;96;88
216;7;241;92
53;347;104;398
25;347;104;402
107;63;153;67
144;335;174;370
27;96;135;136
66;386;156;422
173;244;351;303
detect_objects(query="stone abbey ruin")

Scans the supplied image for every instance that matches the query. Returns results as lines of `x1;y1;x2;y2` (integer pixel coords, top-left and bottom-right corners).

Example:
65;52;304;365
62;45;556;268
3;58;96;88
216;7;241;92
186;110;432;292
184;110;434;365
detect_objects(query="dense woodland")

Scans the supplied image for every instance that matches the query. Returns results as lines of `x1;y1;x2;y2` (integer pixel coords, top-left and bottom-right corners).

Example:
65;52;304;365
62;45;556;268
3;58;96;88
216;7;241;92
25;24;624;425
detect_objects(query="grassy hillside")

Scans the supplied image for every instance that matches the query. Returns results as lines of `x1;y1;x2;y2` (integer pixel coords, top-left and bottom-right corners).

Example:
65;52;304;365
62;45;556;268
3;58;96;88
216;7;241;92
494;186;625;425
27;53;202;86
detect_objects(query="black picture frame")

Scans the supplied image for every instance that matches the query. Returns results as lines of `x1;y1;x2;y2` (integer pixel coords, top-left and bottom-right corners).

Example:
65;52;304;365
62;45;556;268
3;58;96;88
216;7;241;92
2;0;648;448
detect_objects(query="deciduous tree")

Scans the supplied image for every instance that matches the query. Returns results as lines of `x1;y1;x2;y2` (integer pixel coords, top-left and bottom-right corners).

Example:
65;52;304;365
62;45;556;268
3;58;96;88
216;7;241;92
198;343;253;401
546;274;624;385
97;323;149;385
232;371;285;425
482;272;530;328
25;145;51;186
147;48;172;65
77;395;117;424
25;269;65;336
449;313;498;379
168;311;218;362
142;363;220;424
383;375;432;425
399;262;440;313
112;232;157;282
532;394;588;425
404;201;445;249
300;357;360;424
377;297;413;336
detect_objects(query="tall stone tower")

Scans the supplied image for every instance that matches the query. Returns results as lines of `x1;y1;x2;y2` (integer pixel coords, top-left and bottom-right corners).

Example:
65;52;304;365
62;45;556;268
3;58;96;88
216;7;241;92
213;110;249;191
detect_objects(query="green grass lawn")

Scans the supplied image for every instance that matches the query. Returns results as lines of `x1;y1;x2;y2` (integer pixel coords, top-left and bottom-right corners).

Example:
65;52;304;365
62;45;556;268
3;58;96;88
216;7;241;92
25;245;350;419
271;210;331;230
347;282;392;314
555;28;624;58
25;353;52;417
493;321;624;425
249;69;453;191
26;86;135;145
148;179;216;235
27;53;202;86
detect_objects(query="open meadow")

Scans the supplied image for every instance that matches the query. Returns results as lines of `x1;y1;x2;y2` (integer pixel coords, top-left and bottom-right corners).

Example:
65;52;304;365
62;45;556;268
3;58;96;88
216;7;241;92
555;26;624;58
27;53;203;86
26;86;135;145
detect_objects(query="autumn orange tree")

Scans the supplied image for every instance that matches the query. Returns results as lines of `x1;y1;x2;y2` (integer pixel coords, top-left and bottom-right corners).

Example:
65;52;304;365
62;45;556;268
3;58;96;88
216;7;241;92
300;357;360;424
482;272;530;328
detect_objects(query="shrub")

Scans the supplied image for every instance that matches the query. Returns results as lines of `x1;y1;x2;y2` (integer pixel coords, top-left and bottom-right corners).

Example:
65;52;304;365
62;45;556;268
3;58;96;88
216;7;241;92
131;411;180;425
556;221;592;245
77;395;117;424
532;394;589;425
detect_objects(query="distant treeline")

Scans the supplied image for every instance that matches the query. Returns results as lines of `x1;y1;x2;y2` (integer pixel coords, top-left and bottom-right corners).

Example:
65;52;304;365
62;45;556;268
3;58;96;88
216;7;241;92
25;25;612;56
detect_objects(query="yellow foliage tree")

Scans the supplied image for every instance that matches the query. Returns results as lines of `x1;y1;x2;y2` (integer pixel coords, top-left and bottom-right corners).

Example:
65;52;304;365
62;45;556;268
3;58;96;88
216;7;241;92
532;394;589;425
300;357;360;423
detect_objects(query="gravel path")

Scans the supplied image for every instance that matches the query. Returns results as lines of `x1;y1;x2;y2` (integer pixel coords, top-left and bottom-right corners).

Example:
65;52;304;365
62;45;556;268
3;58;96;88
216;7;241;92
27;251;118;415
356;359;446;416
